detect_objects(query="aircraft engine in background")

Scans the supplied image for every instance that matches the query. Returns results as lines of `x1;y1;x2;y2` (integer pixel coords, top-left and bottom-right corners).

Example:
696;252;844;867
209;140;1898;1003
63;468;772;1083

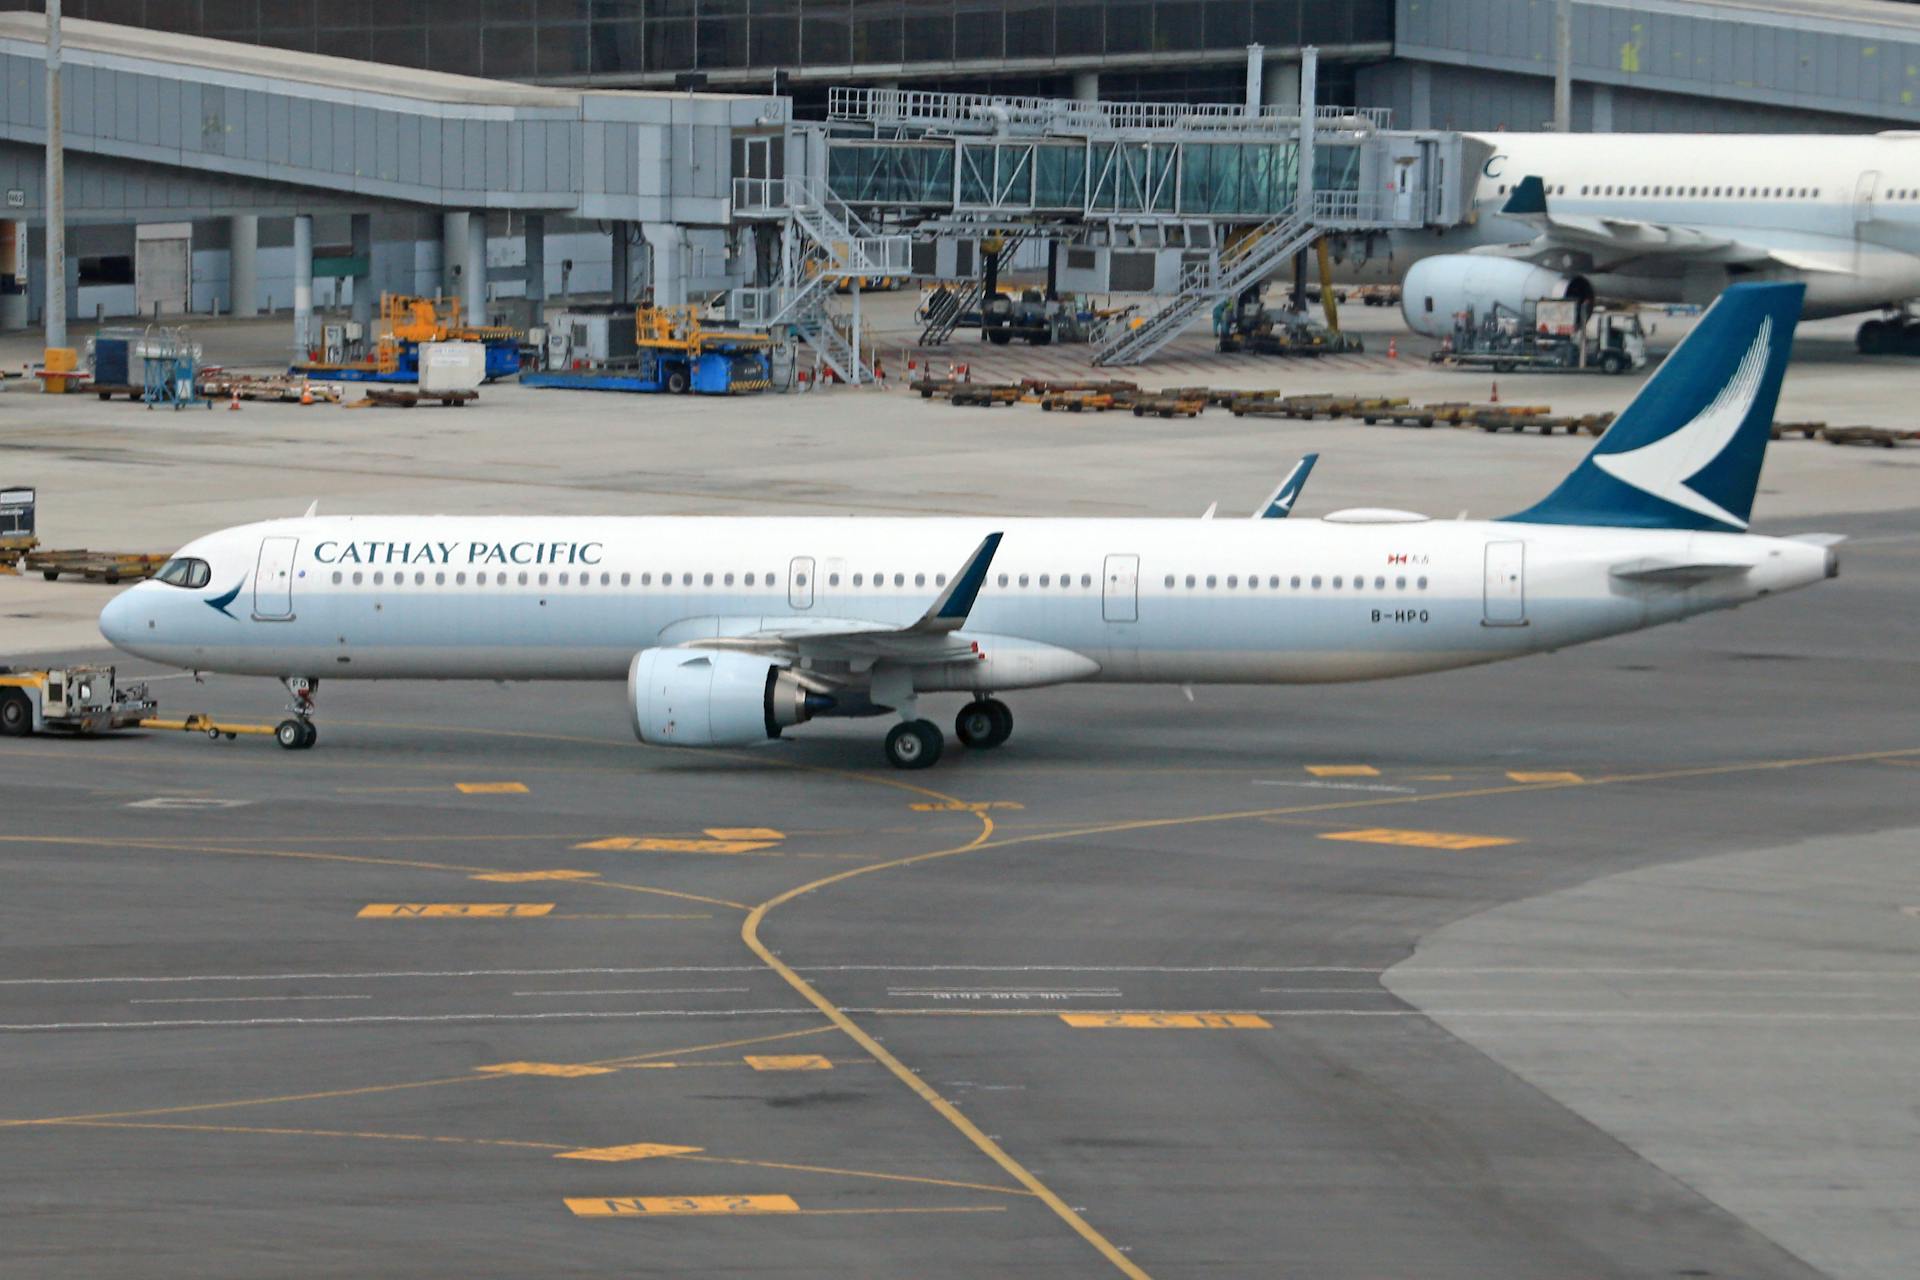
1402;255;1594;338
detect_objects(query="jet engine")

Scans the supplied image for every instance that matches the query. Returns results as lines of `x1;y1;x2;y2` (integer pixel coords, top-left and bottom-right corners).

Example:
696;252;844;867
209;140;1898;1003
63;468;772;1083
628;648;831;747
1401;256;1593;338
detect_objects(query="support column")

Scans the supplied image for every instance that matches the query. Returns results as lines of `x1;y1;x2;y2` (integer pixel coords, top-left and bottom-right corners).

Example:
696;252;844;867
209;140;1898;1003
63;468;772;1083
463;211;487;326
642;223;685;307
44;0;67;356
228;215;258;317
1553;0;1573;132
523;213;546;325
349;212;373;328
441;211;466;299
292;212;313;358
0;220;25;330
1071;70;1099;102
1296;47;1318;217
848;277;862;387
609;222;634;305
1244;44;1264;115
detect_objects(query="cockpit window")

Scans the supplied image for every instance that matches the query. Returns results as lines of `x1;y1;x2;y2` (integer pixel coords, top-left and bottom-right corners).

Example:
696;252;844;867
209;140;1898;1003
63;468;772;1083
154;557;211;589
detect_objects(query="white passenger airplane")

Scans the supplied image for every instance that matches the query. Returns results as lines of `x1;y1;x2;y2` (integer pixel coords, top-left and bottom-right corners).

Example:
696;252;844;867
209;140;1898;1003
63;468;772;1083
98;283;1837;769
1350;131;1920;353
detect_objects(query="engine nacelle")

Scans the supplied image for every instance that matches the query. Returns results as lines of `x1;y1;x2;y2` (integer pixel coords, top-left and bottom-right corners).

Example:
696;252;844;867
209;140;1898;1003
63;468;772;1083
628;648;829;747
1401;255;1593;338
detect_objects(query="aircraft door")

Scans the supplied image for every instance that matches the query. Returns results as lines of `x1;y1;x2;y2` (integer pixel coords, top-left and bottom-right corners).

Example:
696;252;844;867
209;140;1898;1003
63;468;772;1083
1102;553;1139;623
252;536;299;620
788;556;814;610
1483;541;1526;627
1854;170;1881;226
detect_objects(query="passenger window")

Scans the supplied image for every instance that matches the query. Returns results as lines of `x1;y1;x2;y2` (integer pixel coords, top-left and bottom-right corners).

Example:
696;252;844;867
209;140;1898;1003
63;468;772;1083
458;572;468;585
1331;576;1341;588
914;573;925;587
996;573;1007;587
1269;575;1280;588
374;571;385;585
767;574;778;588
620;572;630;586
558;573;569;586
538;572;549;586
893;573;905;587
517;572;528;585
600;572;610;585
641;572;652;585
723;572;734;586
1185;574;1196;588
353;571;363;585
1374;576;1385;589
1039;574;1050;587
1018;574;1029;587
829;573;841;586
853;573;865;586
1308;575;1318;588
1417;576;1429;589
1226;575;1238;588
497;572;507;585
936;574;947;586
744;572;755;586
1165;575;1176;588
435;571;445;585
1080;573;1091;587
1396;575;1406;589
1205;575;1217;588
702;573;713;586
331;571;342;584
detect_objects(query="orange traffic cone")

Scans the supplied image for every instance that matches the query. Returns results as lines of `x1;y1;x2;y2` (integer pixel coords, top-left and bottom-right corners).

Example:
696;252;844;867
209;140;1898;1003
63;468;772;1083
227;387;240;411
1386;338;1397;360
1489;380;1500;404
300;381;314;406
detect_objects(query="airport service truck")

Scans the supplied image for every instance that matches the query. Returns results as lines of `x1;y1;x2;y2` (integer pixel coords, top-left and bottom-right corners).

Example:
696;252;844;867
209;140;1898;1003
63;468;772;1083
0;666;156;737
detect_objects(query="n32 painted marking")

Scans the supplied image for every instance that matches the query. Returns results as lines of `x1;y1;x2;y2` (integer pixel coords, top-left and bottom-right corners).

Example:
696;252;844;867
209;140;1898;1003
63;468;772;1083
1059;1013;1271;1029
565;1195;798;1217
1321;828;1517;850
358;903;554;918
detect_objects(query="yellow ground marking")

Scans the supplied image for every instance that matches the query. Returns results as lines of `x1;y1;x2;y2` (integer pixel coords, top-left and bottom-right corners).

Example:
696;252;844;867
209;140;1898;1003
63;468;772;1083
909;800;1026;812
1409;774;1457;781
742;810;1154;1280
1;1027;835;1130
1321;828;1517;851
476;1062;618;1078
568;1195;799;1216
470;870;601;882
670;1155;1034;1198
456;781;529;794
0;833;747;912
556;1142;703;1162
545;912;712;921
1306;764;1380;777
45;1119;567;1152
1060;1013;1270;1030
1506;770;1585;783
357;903;555;918
745;1055;832;1071
705;827;785;840
575;836;781;855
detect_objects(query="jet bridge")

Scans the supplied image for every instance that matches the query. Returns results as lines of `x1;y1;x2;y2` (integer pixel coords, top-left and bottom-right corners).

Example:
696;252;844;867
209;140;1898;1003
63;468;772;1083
738;85;1485;367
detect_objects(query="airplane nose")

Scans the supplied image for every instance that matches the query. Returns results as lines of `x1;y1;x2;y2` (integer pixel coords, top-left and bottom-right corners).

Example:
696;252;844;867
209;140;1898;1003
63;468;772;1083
98;587;138;649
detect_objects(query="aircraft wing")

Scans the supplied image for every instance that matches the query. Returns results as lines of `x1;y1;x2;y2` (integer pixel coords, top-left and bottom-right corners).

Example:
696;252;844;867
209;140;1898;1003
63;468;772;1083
1497;176;1844;275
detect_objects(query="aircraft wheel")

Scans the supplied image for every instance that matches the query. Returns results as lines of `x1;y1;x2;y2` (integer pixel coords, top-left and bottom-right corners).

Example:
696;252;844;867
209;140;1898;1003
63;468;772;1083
1857;319;1893;355
300;721;319;749
885;719;944;770
275;719;306;750
955;702;996;748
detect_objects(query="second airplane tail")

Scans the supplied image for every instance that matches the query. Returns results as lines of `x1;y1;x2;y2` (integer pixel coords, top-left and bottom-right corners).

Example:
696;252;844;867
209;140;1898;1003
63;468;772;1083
1505;281;1804;533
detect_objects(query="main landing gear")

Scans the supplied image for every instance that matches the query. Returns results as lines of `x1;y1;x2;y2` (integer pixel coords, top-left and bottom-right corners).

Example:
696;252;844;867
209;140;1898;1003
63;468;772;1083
275;676;318;751
881;698;1013;770
1856;315;1920;355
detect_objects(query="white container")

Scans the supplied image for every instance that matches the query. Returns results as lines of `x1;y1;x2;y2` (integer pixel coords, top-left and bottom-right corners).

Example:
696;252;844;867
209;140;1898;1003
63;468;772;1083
418;342;486;392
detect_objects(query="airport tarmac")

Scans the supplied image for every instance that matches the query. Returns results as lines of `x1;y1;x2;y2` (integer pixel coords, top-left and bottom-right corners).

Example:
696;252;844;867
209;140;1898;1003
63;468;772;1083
2;302;1918;1278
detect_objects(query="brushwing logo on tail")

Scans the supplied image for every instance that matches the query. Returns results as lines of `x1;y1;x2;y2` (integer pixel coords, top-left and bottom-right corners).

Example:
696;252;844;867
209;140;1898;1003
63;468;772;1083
1591;317;1771;531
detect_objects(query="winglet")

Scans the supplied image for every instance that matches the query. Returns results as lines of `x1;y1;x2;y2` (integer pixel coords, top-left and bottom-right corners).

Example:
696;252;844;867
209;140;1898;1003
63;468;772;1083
913;532;1003;633
1253;453;1319;519
1502;175;1549;217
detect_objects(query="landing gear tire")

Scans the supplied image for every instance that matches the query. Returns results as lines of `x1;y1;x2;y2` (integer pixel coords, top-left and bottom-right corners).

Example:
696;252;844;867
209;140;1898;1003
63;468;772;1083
1857;319;1895;355
275;719;306;750
955;699;1012;750
0;691;30;737
885;719;944;770
299;721;318;749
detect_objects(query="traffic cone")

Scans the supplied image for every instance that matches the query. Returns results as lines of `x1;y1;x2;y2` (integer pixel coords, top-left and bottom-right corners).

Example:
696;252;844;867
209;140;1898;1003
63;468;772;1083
1490;380;1500;404
227;387;240;411
300;381;314;406
1386;338;1397;360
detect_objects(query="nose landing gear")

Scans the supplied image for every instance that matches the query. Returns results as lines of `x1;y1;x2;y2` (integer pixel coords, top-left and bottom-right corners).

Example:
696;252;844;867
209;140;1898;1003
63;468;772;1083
275;677;318;751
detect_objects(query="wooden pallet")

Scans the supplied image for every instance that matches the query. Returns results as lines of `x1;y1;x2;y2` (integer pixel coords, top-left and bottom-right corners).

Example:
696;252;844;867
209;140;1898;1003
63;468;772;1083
23;548;169;583
354;388;478;409
200;375;343;404
1770;421;1826;440
1821;425;1919;447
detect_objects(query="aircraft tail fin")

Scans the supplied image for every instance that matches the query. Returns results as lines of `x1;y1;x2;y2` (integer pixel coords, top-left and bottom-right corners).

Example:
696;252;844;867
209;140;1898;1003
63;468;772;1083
1504;282;1804;532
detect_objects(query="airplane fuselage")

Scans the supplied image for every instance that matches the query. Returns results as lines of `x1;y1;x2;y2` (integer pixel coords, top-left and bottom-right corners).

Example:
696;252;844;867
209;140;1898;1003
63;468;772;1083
1346;132;1920;317
100;515;1833;687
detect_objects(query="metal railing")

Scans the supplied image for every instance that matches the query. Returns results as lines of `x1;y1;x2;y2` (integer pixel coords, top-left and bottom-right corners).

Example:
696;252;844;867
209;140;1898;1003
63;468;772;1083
731;176;912;278
829;86;1391;137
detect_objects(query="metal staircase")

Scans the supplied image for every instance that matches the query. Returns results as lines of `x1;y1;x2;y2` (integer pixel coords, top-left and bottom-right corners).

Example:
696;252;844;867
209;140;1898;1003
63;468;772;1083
1091;209;1318;367
918;231;1029;346
731;176;909;384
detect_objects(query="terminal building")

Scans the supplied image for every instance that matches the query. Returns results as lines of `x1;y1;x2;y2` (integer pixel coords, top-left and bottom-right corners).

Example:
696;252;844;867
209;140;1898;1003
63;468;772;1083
2;0;1918;338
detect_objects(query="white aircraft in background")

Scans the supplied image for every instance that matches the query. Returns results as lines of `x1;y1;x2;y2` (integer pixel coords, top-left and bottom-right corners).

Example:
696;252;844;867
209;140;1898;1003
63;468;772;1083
1344;131;1920;354
97;283;1837;770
